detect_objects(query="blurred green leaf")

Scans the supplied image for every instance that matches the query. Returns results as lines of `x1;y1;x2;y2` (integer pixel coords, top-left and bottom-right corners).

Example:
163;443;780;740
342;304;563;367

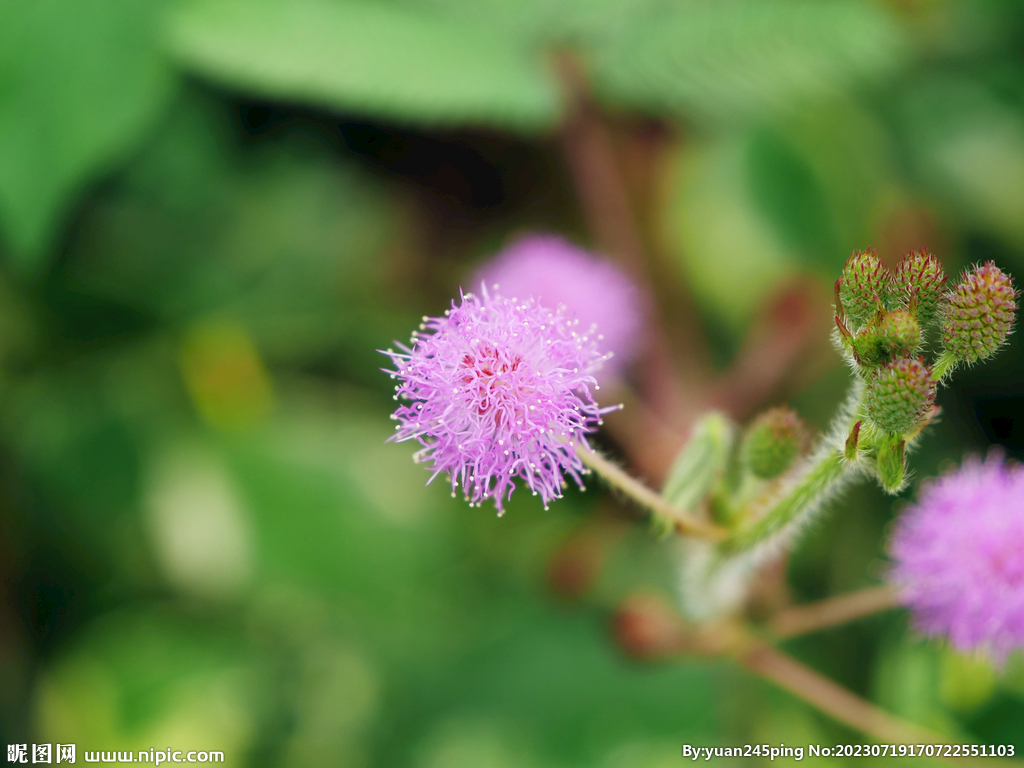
3;371;142;523
743;100;899;272
72;98;400;361
939;647;996;713
762;98;899;268
592;0;903;124
665;133;796;335
961;692;1024;747
216;394;466;662
898;74;1024;254
144;443;256;600
415;0;660;50
412;716;545;768
282;639;382;766
396;609;720;765
873;634;962;737
166;0;561;132
35;608;259;753
0;0;175;268
745;127;841;261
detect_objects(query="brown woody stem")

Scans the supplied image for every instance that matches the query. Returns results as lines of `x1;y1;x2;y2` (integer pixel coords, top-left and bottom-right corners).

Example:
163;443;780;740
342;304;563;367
739;643;1004;767
768;585;900;639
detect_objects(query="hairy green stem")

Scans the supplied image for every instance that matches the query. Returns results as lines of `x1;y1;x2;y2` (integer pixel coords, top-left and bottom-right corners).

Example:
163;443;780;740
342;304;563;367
720;450;848;555
718;380;866;558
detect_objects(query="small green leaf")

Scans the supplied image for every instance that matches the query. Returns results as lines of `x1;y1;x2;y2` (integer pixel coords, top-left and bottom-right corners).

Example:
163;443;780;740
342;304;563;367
0;0;176;269
662;412;734;512
166;0;561;132
876;434;906;494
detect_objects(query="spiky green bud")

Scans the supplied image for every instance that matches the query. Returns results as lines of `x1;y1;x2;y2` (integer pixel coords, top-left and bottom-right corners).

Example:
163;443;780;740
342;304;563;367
741;406;807;480
941;262;1018;364
839;249;889;327
864;357;936;435
852;309;921;368
892;250;946;325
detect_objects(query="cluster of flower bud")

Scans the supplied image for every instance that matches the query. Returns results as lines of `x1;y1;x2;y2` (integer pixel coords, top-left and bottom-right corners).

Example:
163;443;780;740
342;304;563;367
835;251;927;376
837;249;947;332
836;251;1016;440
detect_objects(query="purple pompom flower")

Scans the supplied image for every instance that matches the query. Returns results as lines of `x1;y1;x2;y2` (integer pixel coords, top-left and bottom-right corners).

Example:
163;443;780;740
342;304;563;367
474;234;644;379
888;454;1024;662
383;289;617;514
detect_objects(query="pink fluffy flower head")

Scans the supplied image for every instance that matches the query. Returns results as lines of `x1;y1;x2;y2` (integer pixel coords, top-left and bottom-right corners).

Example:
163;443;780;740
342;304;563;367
888;453;1024;662
475;234;644;379
383;289;617;514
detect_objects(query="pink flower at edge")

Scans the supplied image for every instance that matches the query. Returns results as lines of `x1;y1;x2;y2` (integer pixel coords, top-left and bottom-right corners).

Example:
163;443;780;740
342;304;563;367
474;234;644;380
888;452;1024;663
382;288;618;514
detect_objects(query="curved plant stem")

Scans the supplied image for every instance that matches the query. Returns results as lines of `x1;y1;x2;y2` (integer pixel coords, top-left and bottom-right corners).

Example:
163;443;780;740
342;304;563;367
577;445;727;540
768;585;900;638
613;601;1015;765
739;643;999;767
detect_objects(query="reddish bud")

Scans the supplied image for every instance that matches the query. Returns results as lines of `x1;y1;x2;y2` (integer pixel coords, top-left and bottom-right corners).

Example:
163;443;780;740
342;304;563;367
612;595;686;661
839;249;889;327
892;250;947;325
941;262;1018;364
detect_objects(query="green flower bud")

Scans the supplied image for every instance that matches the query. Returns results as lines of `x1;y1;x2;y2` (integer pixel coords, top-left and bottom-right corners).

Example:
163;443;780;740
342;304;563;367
941;261;1018;364
742;406;807;480
864;357;936;435
892;250;946;325
839;249;889;327
852;309;921;368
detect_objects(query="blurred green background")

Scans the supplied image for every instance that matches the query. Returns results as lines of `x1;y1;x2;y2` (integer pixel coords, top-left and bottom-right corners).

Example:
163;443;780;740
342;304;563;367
1;0;1023;764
